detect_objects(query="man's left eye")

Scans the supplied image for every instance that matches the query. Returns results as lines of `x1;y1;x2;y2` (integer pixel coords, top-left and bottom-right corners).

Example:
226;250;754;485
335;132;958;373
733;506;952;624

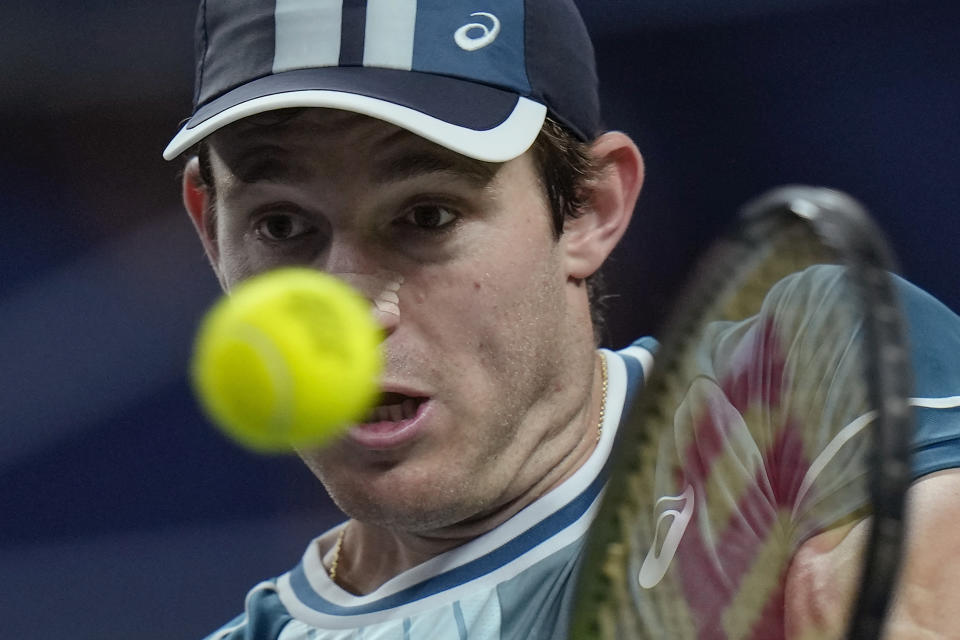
255;213;315;241
402;205;458;230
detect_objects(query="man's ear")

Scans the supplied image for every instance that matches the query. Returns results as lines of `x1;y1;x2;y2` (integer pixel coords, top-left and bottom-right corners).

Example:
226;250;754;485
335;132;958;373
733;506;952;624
562;131;644;280
182;155;225;286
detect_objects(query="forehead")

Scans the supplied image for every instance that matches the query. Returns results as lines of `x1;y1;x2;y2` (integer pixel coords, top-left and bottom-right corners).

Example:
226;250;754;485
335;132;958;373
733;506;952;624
206;108;501;186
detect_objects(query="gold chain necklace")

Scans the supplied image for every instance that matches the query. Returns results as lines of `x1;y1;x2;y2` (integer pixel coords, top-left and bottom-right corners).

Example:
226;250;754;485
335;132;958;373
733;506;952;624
597;351;608;442
327;352;609;582
328;525;346;582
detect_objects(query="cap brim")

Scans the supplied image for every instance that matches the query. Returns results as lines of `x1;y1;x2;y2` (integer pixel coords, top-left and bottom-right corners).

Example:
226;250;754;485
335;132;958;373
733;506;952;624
163;67;547;163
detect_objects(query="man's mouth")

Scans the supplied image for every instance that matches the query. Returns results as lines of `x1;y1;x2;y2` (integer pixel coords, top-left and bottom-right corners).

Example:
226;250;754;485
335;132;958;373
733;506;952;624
349;391;432;449
359;392;427;425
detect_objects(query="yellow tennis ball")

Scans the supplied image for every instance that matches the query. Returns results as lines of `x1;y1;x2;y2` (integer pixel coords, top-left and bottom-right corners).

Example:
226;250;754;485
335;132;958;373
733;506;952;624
191;268;382;453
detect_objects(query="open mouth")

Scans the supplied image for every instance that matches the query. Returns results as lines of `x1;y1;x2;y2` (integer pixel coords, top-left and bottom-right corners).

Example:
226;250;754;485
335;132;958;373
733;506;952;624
349;391;432;449
360;392;428;424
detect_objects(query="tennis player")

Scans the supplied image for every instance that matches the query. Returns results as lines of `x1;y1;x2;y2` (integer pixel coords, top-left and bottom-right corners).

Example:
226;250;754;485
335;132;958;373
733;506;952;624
164;1;960;638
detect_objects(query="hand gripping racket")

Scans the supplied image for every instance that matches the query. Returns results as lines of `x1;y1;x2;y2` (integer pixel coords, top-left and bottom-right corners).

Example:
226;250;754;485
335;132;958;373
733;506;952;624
571;186;914;639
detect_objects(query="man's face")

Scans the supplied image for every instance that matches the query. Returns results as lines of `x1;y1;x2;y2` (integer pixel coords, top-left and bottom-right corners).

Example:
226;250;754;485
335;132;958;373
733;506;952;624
200;109;596;533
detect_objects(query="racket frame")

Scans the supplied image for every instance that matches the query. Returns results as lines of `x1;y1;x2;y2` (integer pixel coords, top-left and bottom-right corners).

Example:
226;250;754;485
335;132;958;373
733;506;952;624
571;186;914;640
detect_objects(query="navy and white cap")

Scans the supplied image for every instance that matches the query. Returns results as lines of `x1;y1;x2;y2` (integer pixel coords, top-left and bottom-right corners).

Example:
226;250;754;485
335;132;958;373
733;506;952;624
163;0;601;163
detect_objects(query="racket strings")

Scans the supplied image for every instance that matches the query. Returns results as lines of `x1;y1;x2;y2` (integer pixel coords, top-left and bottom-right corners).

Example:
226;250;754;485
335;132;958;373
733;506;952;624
578;217;883;640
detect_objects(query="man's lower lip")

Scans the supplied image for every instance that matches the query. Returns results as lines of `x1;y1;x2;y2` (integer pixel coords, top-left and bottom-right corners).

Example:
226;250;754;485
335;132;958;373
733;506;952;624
347;400;431;449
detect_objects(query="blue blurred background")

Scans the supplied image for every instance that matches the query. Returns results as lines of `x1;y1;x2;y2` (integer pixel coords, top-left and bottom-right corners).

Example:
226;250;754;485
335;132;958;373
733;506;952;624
2;1;958;637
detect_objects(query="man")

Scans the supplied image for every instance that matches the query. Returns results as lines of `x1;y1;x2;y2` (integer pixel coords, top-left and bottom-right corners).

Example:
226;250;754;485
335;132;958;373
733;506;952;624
164;1;960;638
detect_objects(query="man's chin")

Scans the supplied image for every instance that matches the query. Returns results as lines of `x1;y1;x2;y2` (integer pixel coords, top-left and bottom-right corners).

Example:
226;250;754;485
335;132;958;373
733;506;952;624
322;471;487;534
337;498;478;535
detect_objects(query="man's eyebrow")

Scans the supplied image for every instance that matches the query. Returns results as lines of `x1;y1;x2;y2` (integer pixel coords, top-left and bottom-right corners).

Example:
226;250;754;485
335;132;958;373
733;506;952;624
372;151;499;186
224;147;311;185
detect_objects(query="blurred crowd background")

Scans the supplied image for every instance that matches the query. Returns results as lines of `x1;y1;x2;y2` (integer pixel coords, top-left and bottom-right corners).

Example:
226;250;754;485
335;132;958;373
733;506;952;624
3;1;958;637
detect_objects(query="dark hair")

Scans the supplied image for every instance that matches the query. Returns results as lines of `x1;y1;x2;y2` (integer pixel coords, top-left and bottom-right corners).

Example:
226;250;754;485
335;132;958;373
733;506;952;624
193;115;609;343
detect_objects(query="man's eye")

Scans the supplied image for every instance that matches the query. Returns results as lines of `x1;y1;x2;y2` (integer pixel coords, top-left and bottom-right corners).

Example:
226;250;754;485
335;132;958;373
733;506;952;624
402;205;458;230
255;214;314;241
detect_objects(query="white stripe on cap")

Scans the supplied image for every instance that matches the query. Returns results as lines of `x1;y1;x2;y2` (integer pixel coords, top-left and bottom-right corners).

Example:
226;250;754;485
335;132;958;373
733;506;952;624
273;0;344;73
363;0;418;70
162;90;547;163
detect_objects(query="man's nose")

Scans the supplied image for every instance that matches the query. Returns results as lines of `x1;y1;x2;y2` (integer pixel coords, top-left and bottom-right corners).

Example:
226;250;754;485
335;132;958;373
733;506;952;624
323;234;377;276
322;239;402;335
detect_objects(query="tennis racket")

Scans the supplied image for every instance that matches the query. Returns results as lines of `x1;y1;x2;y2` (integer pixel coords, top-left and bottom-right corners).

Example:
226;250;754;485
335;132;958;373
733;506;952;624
571;186;914;639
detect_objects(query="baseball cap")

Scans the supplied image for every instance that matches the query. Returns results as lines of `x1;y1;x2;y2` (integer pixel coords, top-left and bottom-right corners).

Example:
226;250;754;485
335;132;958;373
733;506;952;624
163;0;601;163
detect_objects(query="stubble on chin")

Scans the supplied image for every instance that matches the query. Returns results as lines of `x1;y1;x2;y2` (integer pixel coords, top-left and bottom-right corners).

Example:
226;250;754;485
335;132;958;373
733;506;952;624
306;451;499;534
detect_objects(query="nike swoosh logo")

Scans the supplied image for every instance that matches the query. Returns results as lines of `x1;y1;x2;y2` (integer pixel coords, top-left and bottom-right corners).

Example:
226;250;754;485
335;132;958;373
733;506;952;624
638;484;695;589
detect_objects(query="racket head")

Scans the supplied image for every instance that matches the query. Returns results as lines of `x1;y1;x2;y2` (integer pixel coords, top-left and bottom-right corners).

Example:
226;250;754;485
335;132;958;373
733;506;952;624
571;186;914;640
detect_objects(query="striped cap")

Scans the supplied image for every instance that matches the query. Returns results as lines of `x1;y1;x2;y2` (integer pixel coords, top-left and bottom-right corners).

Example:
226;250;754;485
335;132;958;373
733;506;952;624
163;0;600;163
